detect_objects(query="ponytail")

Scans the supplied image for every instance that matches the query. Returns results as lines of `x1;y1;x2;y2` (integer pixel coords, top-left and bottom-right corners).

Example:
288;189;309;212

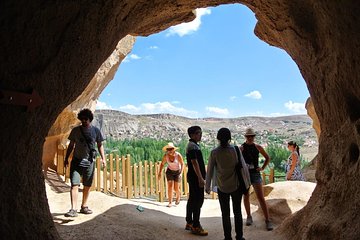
295;145;300;156
288;141;300;156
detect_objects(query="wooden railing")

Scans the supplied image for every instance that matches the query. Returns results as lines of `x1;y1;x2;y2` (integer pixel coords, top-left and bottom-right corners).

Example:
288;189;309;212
57;145;276;201
57;145;190;201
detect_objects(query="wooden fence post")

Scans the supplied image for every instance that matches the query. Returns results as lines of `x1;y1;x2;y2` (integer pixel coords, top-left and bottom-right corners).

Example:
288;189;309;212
109;154;114;193
150;161;154;195
269;168;274;183
139;162;143;197
96;156;101;191
183;165;188;198
116;155;120;195
126;154;132;199
122;156;126;194
144;160;148;196
103;155;108;194
56;144;66;175
133;163;138;197
261;172;266;184
157;163;164;202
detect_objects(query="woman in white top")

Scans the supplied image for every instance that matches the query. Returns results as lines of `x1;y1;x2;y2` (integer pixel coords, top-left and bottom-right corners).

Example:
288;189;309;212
286;141;306;181
158;142;184;207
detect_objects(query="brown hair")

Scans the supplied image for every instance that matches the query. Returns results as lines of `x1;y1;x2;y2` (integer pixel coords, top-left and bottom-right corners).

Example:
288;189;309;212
288;141;300;156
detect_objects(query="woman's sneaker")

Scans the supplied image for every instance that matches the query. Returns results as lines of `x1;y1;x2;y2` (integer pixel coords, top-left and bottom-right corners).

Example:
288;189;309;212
246;216;253;226
64;209;78;217
265;220;274;231
191;225;208;236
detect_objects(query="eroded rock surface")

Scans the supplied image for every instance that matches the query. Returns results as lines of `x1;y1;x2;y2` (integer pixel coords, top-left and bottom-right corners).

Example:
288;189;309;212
0;1;359;239
42;36;135;171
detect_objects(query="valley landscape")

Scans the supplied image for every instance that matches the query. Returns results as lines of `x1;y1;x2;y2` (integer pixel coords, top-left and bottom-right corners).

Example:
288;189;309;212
93;109;318;161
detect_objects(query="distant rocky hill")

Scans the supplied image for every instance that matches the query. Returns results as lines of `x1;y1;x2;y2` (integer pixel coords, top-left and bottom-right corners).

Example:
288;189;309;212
93;109;318;160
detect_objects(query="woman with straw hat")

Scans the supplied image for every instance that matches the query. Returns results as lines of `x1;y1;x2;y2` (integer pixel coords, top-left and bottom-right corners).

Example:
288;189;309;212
158;142;184;207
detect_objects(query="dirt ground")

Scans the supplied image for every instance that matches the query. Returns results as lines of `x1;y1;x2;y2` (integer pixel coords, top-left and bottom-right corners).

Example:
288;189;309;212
45;169;315;240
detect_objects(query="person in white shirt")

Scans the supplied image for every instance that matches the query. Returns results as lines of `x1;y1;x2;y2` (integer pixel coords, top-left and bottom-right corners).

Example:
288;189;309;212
158;142;184;207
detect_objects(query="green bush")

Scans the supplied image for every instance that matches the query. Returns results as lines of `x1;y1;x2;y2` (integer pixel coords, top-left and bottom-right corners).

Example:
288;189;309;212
104;137;307;173
104;138;212;164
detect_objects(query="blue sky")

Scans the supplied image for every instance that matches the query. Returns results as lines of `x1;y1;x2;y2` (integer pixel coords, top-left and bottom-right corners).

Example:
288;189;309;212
97;4;309;118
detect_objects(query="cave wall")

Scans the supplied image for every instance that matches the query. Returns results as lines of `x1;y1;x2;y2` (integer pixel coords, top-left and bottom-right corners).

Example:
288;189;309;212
0;0;359;239
42;35;135;171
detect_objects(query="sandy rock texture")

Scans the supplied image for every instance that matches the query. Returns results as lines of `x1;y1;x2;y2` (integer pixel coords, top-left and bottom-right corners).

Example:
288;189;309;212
0;1;359;239
42;36;135;171
45;169;315;240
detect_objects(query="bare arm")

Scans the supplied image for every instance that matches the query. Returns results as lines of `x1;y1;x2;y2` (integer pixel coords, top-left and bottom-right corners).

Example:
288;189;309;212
177;153;184;175
64;141;75;167
256;144;271;171
191;159;205;188
158;155;167;180
205;153;215;194
97;141;106;167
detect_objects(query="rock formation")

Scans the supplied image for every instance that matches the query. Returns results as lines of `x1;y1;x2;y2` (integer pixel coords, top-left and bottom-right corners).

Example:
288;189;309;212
0;1;359;239
305;97;320;139
42;36;135;171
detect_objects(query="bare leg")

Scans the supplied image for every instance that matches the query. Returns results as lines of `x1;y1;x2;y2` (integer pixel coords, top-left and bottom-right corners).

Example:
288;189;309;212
167;180;174;206
174;181;180;204
70;185;79;210
243;191;251;217
253;183;270;221
81;186;91;208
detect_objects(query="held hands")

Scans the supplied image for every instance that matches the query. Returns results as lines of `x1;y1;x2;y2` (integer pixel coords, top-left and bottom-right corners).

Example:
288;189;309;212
256;167;264;172
198;177;205;188
205;188;211;194
64;159;69;167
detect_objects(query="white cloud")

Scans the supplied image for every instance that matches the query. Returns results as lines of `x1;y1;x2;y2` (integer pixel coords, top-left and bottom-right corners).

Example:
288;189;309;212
284;101;306;113
230;96;237;101
118;101;198;118
119;104;141;112
269;112;284;117
166;8;211;37
205;107;230;117
129;54;141;60
149;46;158;49
123;53;141;63
245;90;262;100
96;101;113;110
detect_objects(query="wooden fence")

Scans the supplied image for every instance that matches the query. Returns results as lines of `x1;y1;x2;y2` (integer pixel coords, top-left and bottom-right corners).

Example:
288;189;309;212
57;146;276;202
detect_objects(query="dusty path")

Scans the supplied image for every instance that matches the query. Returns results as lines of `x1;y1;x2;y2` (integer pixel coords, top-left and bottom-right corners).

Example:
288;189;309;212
45;169;308;240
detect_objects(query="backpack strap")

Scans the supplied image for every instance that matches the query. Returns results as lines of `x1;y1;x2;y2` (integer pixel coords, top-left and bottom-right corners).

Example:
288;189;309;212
234;145;243;168
79;126;93;151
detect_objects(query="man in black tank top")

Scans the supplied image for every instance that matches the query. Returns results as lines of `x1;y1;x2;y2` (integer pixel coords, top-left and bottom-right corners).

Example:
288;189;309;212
240;128;273;231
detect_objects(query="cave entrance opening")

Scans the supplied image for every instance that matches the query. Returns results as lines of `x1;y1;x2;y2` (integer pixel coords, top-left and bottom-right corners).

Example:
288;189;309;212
97;4;318;177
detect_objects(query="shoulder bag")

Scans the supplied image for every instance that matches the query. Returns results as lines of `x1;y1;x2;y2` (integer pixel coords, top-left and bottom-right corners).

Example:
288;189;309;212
234;145;251;194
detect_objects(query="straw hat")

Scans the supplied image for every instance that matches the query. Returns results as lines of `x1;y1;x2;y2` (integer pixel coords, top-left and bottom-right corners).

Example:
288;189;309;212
244;128;256;136
162;142;179;152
